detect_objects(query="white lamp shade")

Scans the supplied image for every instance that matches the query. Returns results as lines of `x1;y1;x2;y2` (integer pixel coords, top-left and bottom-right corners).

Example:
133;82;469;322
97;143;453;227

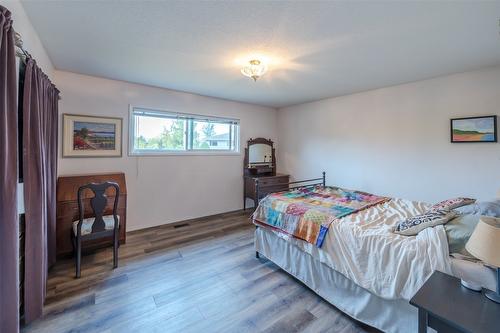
465;217;500;268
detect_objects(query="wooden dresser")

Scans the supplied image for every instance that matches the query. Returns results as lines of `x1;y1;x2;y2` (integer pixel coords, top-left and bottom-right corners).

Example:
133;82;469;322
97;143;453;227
244;174;289;209
243;138;290;209
56;173;127;258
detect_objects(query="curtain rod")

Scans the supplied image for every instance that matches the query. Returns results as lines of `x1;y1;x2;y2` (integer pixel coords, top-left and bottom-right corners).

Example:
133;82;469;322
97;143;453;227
14;31;30;60
14;31;61;100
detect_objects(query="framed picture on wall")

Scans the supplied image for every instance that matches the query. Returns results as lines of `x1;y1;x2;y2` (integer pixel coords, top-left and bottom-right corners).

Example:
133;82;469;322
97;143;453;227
450;115;497;143
62;114;122;157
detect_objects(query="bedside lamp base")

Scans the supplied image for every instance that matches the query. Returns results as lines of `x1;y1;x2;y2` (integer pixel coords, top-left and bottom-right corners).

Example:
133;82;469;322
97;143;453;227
485;290;500;303
484;267;500;303
461;279;482;292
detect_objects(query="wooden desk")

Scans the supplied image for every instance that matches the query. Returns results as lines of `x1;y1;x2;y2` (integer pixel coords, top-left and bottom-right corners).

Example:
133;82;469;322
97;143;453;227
410;271;500;333
56;173;127;258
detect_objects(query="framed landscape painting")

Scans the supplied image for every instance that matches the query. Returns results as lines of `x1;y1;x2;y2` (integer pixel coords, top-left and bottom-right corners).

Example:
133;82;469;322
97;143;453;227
450;115;497;143
63;114;122;157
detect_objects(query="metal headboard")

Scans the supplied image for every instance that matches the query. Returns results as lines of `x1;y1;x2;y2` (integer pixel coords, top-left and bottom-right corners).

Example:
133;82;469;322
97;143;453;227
255;171;326;204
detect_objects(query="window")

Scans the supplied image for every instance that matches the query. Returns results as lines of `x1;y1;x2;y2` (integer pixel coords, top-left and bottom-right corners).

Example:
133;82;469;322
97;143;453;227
129;107;240;155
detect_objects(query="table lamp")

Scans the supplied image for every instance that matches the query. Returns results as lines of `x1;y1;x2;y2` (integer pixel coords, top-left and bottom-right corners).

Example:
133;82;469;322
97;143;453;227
465;216;500;303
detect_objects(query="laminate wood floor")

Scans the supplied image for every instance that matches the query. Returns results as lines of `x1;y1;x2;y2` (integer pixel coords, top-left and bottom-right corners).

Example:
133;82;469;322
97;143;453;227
22;210;379;333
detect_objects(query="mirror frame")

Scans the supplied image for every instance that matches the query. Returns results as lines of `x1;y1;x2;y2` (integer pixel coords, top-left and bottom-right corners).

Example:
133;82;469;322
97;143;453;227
244;138;276;176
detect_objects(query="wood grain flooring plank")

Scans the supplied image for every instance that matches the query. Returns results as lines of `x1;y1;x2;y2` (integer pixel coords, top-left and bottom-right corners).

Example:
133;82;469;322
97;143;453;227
262;309;317;333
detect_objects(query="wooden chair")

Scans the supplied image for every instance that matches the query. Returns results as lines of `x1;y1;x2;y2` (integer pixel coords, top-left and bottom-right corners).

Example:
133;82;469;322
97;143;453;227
71;182;120;278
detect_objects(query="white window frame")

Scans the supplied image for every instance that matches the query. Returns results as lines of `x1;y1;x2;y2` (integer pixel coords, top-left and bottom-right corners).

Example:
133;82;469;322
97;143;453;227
128;106;240;156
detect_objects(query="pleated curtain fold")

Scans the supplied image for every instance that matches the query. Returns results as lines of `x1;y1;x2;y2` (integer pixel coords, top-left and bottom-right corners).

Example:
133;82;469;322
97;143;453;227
0;5;20;333
23;57;59;324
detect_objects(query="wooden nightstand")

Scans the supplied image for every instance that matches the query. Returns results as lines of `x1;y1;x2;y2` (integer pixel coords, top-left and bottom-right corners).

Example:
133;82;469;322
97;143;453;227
410;271;500;333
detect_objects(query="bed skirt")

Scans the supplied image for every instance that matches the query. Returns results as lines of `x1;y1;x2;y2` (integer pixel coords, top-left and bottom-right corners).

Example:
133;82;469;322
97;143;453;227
255;227;420;333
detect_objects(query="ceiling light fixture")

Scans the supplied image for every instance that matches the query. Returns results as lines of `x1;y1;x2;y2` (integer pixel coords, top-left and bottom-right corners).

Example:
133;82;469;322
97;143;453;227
241;59;267;81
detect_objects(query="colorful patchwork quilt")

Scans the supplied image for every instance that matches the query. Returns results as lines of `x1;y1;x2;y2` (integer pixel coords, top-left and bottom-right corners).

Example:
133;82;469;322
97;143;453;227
253;186;389;247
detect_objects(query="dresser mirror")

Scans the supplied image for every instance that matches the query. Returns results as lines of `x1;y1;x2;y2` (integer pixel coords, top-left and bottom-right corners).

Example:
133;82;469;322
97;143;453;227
248;143;273;167
244;138;275;172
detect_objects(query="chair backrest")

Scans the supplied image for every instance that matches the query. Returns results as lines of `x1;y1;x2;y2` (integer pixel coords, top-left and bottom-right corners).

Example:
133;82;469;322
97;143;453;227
76;181;120;235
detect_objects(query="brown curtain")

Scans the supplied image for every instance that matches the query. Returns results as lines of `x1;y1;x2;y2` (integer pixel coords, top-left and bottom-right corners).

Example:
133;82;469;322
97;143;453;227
0;5;19;333
23;57;59;323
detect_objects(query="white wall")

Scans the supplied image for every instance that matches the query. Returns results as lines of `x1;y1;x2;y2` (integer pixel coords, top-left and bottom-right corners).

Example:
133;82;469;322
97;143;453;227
277;66;500;202
0;0;53;75
55;71;277;231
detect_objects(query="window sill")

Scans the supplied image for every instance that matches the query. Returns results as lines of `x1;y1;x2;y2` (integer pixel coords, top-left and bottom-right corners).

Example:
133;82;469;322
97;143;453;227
129;151;241;157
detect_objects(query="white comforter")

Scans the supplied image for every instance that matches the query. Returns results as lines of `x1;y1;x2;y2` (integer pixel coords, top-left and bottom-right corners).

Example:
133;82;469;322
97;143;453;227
270;198;452;300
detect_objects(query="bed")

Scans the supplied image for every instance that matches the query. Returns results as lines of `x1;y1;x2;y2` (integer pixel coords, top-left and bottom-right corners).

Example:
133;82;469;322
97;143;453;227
253;176;497;333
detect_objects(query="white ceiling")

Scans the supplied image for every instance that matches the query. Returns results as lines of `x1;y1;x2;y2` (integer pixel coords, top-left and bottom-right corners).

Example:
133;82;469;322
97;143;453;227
21;0;500;108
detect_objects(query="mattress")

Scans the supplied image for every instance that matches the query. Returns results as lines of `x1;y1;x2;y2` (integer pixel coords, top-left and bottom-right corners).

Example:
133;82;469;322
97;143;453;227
257;197;452;300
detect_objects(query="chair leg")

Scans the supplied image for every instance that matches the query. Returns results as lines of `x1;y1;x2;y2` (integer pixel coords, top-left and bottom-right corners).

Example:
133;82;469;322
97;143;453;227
71;234;76;256
76;238;82;278
113;230;119;269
